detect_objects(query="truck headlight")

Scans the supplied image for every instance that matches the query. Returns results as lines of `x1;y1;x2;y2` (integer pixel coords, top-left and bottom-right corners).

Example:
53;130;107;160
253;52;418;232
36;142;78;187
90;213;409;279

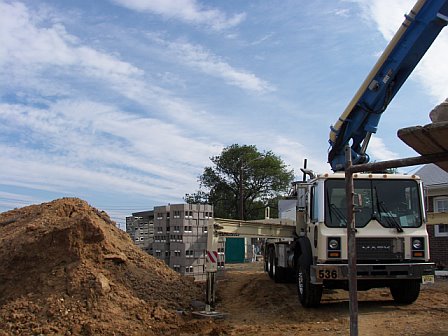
327;237;341;258
412;238;423;250
411;237;424;258
329;239;339;250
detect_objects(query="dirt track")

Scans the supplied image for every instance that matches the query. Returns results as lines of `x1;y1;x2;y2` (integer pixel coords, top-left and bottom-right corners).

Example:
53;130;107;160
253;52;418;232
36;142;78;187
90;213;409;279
202;261;448;336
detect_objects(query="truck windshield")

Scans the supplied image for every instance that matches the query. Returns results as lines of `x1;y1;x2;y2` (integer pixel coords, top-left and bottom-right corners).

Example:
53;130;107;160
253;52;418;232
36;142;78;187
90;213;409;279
324;179;422;228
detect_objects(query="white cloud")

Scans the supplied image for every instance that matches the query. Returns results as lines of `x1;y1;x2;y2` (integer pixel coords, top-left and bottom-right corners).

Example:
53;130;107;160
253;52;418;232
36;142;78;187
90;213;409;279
0;1;247;209
0;101;219;191
333;8;351;18
250;33;275;46
0;1;232;131
0;2;142;77
414;38;448;103
0;191;44;210
156;39;275;93
356;0;410;40
111;0;245;30
369;135;399;162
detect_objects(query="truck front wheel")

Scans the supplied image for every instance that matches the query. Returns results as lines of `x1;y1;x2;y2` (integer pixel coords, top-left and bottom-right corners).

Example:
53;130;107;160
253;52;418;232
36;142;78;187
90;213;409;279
297;257;323;307
390;280;420;304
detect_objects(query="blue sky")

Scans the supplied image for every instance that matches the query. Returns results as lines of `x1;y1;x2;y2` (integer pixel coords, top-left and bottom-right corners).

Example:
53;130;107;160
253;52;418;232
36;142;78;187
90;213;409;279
1;0;447;228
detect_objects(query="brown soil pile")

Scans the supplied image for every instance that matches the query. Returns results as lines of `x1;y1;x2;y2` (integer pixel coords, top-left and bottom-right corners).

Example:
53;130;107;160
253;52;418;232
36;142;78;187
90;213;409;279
0;198;202;336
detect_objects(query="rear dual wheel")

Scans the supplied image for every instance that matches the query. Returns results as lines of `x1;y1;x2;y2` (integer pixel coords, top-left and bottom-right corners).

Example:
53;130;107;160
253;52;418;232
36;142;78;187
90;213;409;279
265;246;286;282
266;246;274;279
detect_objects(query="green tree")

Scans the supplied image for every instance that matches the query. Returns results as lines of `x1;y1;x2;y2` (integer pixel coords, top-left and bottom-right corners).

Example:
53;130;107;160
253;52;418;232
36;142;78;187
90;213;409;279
185;144;294;220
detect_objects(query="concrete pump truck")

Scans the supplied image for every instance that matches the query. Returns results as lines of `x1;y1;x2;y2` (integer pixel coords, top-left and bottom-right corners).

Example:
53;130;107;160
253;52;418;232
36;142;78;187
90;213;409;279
205;0;448;309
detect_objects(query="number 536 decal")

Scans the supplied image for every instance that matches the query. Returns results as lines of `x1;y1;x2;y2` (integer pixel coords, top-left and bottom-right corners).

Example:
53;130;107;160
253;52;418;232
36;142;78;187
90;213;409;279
318;268;339;279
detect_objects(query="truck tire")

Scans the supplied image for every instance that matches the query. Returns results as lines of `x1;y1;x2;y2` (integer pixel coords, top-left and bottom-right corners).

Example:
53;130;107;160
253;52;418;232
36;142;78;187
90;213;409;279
390;280;420;304
273;257;286;283
297;252;322;307
267;246;274;279
264;248;269;273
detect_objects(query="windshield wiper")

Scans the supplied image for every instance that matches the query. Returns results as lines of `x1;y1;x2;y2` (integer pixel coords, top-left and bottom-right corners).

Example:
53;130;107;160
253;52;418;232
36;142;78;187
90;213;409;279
326;190;347;226
330;203;347;227
377;200;404;233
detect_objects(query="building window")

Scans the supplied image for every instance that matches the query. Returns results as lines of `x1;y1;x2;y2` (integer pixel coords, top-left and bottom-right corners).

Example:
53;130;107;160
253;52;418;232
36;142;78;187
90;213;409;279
434;197;448;213
185;211;193;219
165;251;170;257
186;250;194;258
205;212;212;219
435;224;448;237
155;250;161;257
174;225;180;232
433;197;448;237
185;266;194;273
157;227;163;233
173;265;180;272
156;213;163;220
173;211;181;219
166;212;170;219
203;226;208;233
185;225;192;232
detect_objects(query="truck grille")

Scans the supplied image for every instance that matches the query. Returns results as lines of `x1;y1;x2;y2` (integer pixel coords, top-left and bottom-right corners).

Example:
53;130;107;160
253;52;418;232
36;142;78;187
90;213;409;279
356;238;404;261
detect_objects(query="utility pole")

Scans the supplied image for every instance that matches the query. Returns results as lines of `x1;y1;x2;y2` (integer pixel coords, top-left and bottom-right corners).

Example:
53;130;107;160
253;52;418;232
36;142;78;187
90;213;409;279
239;162;244;220
345;146;358;336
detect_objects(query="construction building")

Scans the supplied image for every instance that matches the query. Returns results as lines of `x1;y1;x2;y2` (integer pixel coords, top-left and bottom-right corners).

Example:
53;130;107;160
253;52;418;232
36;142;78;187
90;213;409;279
416;164;448;269
152;203;224;281
126;204;225;281
125;210;154;255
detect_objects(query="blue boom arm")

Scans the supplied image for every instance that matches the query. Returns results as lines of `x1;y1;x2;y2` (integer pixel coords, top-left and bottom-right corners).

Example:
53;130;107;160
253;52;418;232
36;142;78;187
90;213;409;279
328;0;448;172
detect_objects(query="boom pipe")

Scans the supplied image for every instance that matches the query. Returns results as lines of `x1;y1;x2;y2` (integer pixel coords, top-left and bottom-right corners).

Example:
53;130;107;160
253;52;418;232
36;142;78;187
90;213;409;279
328;0;448;172
329;0;425;146
205;218;296;274
213;218;296;238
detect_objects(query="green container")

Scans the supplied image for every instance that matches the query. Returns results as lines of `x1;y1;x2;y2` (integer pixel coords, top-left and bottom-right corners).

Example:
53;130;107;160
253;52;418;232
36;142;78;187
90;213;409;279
225;238;245;263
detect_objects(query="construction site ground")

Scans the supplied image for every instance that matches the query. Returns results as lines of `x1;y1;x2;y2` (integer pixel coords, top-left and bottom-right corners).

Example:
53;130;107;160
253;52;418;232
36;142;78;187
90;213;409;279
1;198;447;336
201;261;448;336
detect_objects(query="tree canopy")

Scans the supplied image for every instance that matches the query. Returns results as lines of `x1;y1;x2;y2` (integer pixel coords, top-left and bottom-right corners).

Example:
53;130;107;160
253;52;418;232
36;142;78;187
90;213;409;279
185;144;294;220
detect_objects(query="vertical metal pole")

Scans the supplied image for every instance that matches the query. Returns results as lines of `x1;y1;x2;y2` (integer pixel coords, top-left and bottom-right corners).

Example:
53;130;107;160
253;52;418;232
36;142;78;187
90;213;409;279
302;158;308;182
205;222;218;311
239;163;244;220
205;271;216;311
345;146;358;336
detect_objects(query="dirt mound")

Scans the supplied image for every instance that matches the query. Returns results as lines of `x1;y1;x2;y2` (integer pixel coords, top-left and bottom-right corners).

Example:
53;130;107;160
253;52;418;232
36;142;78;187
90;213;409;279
0;198;202;336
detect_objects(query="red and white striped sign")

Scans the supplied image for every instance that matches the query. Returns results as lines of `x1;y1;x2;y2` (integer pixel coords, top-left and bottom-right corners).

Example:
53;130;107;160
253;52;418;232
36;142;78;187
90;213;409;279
206;250;219;264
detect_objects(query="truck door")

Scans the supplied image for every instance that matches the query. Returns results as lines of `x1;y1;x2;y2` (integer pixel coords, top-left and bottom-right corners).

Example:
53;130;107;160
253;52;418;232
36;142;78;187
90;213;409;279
309;185;319;249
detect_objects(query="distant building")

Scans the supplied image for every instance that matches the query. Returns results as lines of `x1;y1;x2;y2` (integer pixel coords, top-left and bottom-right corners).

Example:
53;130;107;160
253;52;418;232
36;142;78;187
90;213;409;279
125;210;154;255
127;204;224;281
416;164;448;269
